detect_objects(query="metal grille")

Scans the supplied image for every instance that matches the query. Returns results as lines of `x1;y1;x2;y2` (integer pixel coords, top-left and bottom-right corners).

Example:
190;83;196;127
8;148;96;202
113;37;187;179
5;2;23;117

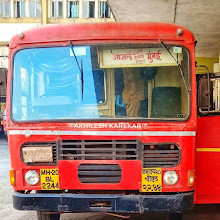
59;140;140;160
52;143;57;163
78;164;122;183
143;144;181;168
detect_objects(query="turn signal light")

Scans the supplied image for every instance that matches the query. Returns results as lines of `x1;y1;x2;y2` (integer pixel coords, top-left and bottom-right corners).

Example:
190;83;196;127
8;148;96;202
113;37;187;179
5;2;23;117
9;169;16;186
188;169;195;187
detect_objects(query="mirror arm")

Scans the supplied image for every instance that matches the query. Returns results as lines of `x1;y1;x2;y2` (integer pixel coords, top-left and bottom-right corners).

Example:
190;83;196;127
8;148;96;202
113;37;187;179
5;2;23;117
199;108;220;114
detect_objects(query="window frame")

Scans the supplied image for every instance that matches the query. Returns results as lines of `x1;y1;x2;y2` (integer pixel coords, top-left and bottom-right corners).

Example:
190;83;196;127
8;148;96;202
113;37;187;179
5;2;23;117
29;0;41;18
99;0;111;18
83;0;95;18
51;0;63;18
11;42;191;123
14;0;26;18
0;0;11;18
67;0;79;18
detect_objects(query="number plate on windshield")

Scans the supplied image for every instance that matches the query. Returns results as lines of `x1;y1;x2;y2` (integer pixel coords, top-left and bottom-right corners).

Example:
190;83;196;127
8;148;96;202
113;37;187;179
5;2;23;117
40;169;60;190
142;168;162;192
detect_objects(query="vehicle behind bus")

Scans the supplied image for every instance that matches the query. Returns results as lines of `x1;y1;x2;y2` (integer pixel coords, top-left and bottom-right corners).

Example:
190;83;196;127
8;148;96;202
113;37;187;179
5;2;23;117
0;68;7;133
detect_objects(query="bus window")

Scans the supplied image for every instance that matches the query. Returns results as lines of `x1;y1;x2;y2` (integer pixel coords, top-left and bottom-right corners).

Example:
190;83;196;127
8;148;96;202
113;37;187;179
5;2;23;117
12;45;189;121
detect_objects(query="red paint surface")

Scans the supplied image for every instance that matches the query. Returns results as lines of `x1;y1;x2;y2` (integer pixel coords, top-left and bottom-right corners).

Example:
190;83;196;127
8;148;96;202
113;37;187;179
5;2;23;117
9;22;195;49
59;160;142;190
195;116;220;204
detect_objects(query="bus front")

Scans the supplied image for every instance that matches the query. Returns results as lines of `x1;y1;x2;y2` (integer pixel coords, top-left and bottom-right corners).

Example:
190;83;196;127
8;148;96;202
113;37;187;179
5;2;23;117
7;23;196;219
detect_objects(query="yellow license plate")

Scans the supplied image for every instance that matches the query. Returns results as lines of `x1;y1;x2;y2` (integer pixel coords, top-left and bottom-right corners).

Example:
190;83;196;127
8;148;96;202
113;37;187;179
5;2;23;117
40;169;60;190
142;168;162;192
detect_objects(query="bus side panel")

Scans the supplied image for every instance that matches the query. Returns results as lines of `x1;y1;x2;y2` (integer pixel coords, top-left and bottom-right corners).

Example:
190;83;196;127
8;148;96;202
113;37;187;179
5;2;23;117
195;115;220;204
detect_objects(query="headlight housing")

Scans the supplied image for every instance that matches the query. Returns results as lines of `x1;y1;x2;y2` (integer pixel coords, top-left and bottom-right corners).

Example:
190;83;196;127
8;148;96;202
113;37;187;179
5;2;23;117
163;171;178;186
22;146;53;163
25;170;40;185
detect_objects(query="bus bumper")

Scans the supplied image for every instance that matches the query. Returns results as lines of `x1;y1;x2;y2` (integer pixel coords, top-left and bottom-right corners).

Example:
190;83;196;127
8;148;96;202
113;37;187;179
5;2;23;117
13;191;193;213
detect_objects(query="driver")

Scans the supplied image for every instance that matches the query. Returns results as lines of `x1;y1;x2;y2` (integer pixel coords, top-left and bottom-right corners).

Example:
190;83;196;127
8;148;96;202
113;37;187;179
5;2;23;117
122;68;145;117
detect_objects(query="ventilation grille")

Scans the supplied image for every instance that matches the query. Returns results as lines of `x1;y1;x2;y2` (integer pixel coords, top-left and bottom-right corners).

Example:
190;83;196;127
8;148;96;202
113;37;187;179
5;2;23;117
143;144;181;167
22;141;181;167
59;140;140;160
78;164;122;183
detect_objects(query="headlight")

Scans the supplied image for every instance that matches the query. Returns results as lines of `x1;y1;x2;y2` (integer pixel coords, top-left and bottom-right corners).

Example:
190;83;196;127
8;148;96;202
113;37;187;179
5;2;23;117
163;171;178;186
22;146;53;163
25;170;40;185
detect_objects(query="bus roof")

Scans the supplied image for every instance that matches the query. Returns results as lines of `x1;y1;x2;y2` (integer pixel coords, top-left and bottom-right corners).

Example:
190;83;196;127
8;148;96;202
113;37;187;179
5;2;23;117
9;22;195;48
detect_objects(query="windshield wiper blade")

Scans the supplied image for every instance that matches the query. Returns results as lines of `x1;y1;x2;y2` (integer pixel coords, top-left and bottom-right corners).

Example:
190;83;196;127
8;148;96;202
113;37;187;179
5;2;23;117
160;40;190;94
80;59;84;100
69;41;84;100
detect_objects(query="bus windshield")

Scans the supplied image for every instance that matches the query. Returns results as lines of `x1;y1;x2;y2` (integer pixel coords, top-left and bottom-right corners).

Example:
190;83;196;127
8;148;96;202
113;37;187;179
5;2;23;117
12;44;190;121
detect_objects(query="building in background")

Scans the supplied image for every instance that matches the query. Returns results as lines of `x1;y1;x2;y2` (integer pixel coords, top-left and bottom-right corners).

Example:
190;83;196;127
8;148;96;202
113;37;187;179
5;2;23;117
0;0;114;68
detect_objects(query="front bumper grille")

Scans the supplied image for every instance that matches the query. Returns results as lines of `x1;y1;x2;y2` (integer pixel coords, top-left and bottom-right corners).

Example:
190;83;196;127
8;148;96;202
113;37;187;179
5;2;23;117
58;140;181;167
143;144;181;168
59;140;141;160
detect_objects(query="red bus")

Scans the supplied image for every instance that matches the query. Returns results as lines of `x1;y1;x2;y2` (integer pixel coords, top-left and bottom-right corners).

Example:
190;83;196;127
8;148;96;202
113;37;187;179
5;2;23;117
7;22;198;220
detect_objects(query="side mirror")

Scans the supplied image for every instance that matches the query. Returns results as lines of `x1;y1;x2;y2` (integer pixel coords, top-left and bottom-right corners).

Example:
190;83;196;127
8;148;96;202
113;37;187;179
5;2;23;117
197;65;220;115
198;76;210;112
196;65;210;114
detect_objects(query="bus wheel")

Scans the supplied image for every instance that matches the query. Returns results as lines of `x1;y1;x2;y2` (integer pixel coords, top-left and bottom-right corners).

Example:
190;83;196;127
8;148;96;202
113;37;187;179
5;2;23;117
37;211;60;220
167;213;182;220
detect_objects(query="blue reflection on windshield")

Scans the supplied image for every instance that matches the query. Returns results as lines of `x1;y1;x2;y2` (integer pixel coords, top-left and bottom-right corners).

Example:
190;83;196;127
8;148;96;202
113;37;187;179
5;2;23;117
12;46;103;121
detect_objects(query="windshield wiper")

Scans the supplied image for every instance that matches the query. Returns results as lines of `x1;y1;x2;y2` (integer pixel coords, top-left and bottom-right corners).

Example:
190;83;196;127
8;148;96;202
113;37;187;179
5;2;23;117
80;59;84;100
160;40;190;94
69;41;84;100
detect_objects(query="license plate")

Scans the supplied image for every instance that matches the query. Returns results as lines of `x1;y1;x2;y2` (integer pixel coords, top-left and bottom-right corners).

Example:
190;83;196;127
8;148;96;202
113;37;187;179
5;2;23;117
142;168;162;192
40;169;60;190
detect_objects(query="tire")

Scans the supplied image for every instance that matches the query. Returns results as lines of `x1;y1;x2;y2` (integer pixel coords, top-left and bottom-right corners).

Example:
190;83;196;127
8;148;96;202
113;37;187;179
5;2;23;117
167;213;182;220
37;211;60;220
